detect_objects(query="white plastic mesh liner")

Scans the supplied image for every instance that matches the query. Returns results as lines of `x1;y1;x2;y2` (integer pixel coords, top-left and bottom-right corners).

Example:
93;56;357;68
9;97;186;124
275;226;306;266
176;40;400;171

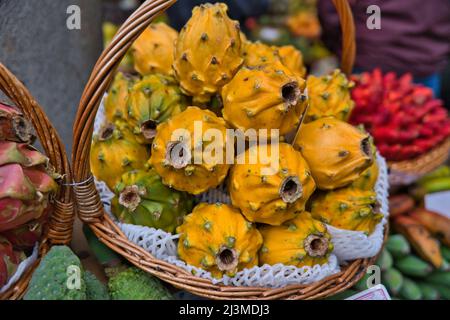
93;97;340;287
0;243;39;294
327;153;389;261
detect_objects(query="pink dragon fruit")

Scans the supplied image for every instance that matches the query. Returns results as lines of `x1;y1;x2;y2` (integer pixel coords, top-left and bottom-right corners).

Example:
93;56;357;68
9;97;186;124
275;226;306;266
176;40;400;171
0;236;25;288
0;102;35;144
0;141;58;233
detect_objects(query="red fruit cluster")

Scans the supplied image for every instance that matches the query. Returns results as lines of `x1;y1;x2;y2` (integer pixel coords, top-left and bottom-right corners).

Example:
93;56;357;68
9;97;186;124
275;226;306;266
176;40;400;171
350;69;450;161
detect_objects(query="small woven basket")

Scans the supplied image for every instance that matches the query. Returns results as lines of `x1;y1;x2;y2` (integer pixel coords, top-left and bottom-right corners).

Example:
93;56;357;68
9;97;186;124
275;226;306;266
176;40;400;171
0;63;74;300
73;0;386;299
388;138;450;186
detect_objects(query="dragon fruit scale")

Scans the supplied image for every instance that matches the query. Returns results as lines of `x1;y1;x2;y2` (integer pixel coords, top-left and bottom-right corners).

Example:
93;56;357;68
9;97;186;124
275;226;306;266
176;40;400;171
1;236;25;288
173;3;244;103
0;141;58;233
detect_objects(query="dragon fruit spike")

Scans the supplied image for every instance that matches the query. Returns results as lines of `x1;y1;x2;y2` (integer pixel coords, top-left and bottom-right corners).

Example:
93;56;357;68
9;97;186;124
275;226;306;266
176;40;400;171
23;168;58;193
0;102;35;144
0;141;49;167
0;197;48;232
0;236;25;287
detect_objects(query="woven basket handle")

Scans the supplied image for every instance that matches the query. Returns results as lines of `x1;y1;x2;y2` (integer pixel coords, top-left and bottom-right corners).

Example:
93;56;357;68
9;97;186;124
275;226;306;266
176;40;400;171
72;0;356;221
0;62;74;246
332;0;356;75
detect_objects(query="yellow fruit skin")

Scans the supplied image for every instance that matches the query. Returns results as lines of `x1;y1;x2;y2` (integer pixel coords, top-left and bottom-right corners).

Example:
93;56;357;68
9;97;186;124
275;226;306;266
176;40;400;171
294;117;373;190
229;143;316;226
132;22;178;76
104;72;135;123
90;124;149;190
222;62;307;136
278;45;306;78
310;187;383;235
177;203;263;278
127;74;187;144
305;69;355;122
259;212;333;267
150;107;230;195
351;160;379;191
173;3;243;103
242;41;280;67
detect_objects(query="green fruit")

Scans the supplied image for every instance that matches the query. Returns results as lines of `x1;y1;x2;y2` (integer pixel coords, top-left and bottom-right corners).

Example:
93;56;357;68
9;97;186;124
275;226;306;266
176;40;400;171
395;255;433;277
422;177;450;193
354;272;371;291
84;271;110;300
324;289;357;300
386;234;410;258
112;169;194;233
441;246;450;261
24;246;86;300
376;249;393;271
399;278;422;300
431;284;450;300
382;268;404;296
417;282;440;300
425;270;450;287
83;224;121;267
418;166;450;184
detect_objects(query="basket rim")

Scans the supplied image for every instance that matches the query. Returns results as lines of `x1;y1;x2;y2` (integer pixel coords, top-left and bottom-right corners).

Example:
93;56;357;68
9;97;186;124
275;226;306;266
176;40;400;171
388;138;450;175
71;0;378;300
0;62;74;300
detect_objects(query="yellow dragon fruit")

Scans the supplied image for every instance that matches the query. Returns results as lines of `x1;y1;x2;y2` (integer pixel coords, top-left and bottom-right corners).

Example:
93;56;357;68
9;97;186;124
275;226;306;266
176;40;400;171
177;203;263;278
259;212;334;268
278;45;306;78
294;117;373;190
126;74;187;144
111;169;193;233
131;22;178;76
305;69;355;122
229;143;316;225
173;3;243;103
222;62;308;136
242;41;280;67
310;187;383;234
90;123;149;190
104;72;136;124
149;107;230;194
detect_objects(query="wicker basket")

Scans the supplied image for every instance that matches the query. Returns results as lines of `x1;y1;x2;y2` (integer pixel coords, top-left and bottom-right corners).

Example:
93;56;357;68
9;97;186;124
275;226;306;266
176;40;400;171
0;63;74;300
388;138;450;186
72;0;386;300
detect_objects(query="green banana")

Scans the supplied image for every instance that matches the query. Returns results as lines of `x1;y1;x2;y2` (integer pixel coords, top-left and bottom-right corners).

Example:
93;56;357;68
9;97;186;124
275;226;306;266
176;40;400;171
354;272;371;291
324;289;358;300
386;234;411;258
382;268;403;296
425;270;450;287
441;246;450;261
417;282;440;300
421;177;450;193
83;224;122;267
418;166;450;184
395;255;433;277
399;278;422;300
431;284;450;300
376;249;393;271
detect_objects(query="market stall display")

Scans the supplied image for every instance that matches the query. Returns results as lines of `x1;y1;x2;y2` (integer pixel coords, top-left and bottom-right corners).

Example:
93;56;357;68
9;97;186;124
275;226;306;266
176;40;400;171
72;0;389;300
0;63;74;300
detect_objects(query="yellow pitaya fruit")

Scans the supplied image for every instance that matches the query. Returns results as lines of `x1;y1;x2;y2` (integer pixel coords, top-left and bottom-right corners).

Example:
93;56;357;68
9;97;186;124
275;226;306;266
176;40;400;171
90;123;149;190
222;62;308;136
259;212;334;268
173;3;243;103
310;187;383;235
294;117;374;190
242;41;280;67
131;22;178;76
177;203;263;278
149;107;230;194
104;72;136;124
278;45;307;78
305;69;355;122
229;143;316;226
126;74;187;144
